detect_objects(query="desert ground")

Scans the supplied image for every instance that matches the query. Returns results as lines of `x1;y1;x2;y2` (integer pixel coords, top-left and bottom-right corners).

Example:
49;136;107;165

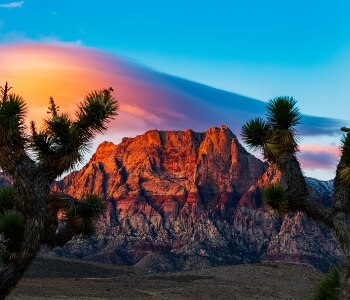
8;257;323;300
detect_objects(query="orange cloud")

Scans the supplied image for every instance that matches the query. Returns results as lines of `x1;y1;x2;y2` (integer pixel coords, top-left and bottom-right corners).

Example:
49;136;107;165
0;43;197;132
0;44;114;126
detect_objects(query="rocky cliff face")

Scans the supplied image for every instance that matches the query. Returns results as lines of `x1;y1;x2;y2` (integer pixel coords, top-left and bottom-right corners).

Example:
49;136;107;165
53;126;340;272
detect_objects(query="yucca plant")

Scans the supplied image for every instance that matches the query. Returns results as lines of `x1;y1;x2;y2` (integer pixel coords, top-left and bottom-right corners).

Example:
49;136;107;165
0;187;15;213
338;133;350;184
0;83;118;299
0;210;26;262
304;267;340;300
242;96;350;299
242;96;300;166
263;183;289;216
66;194;105;237
309;267;340;300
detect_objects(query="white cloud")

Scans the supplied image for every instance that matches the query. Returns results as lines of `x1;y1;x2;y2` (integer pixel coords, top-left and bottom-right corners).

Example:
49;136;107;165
0;32;83;46
0;1;24;8
0;31;29;42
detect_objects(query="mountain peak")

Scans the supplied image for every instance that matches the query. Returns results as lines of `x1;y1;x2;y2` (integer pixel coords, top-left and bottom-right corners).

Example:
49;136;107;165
53;127;338;272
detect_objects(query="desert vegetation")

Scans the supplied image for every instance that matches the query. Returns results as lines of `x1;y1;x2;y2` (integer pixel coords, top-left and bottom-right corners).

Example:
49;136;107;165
0;83;118;299
242;96;350;299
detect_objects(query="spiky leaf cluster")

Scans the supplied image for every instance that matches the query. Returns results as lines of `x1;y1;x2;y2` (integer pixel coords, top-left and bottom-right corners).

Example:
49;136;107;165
338;132;350;185
0;84;27;157
241;118;270;150
65;195;104;237
75;88;118;136
29;87;118;176
0;186;24;261
263;184;289;216
0;210;26;262
1;83;118;176
266;97;301;130
307;266;340;300
242;96;301;164
0;186;15;213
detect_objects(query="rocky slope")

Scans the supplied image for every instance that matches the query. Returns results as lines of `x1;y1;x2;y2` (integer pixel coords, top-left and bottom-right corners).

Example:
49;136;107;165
53;126;339;271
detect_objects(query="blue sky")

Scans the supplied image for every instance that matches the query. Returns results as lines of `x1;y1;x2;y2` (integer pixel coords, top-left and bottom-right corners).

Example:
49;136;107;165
1;1;350;118
1;0;350;179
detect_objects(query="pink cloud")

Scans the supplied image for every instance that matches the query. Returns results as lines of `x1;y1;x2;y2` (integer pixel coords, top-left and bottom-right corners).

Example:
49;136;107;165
299;144;340;156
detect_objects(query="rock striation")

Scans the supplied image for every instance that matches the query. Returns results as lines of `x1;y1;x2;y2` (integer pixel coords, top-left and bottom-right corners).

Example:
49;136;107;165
53;126;340;272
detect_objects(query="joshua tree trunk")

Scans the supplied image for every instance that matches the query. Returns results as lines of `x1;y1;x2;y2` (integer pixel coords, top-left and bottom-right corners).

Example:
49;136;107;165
278;153;350;299
0;159;51;299
0;266;25;300
0;220;40;300
242;97;350;298
339;257;350;300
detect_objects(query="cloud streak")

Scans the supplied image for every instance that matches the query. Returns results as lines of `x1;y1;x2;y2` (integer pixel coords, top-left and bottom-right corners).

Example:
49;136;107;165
0;42;345;178
298;144;340;170
0;42;344;136
299;151;338;170
0;1;24;8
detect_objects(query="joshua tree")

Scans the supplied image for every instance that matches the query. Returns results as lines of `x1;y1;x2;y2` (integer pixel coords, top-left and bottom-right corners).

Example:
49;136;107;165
0;83;118;299
242;96;350;299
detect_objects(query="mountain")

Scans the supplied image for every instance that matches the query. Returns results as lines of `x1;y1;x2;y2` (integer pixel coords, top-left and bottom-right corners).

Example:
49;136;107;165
52;126;339;272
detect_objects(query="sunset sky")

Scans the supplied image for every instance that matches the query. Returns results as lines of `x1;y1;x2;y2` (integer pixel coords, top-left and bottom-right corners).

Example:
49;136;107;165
0;1;350;180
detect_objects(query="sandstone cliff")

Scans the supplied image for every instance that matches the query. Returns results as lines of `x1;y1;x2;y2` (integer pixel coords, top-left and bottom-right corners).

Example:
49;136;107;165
53;126;339;271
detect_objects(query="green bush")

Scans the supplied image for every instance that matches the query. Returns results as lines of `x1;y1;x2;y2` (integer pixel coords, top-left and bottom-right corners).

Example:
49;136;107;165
306;267;340;300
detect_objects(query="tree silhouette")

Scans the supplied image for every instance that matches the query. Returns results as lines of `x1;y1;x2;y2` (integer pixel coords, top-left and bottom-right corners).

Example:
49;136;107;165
242;96;350;299
0;83;118;299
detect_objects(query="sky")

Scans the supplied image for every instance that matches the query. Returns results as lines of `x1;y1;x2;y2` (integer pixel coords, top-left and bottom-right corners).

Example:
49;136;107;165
0;0;350;180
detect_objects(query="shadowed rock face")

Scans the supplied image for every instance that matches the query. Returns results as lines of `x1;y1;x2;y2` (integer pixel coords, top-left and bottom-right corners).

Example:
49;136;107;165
53;127;339;272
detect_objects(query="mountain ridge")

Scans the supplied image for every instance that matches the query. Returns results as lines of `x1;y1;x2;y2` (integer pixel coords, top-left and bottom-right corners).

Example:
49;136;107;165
50;126;340;272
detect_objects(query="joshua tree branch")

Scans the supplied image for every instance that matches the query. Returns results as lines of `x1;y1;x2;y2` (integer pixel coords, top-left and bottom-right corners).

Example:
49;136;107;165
0;218;41;300
333;175;350;214
278;152;335;227
41;223;75;248
333;130;350;214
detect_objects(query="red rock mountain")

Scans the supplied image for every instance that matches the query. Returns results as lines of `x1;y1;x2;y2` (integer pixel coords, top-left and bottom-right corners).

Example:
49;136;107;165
53;126;339;272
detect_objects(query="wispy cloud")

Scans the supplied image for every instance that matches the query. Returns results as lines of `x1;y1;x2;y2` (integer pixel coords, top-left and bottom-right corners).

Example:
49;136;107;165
0;32;82;46
0;1;24;8
298;151;338;170
298;144;340;170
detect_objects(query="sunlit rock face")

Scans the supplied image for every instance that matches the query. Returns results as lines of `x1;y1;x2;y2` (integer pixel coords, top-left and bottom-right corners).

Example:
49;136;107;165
53;127;339;272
